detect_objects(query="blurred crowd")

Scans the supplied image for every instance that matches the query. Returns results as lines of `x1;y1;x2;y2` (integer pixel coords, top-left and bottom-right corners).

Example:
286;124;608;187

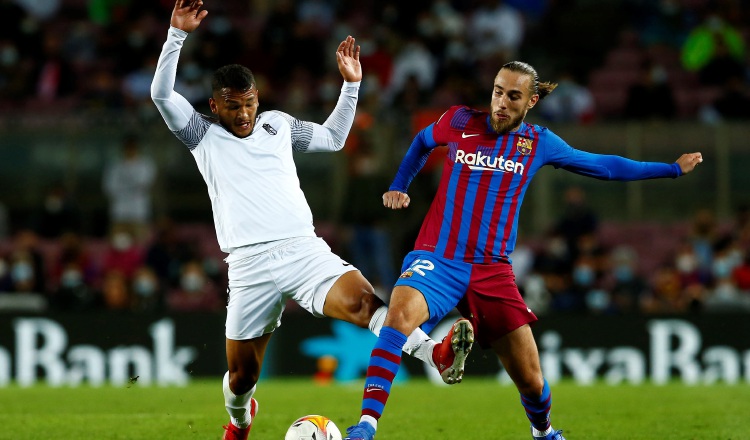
516;189;750;316
2;179;750;316
1;0;748;121
1;0;750;314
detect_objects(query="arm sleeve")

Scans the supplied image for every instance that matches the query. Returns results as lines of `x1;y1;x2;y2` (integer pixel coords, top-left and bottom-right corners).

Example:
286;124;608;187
389;124;440;192
561;150;682;181
150;27;199;132
543;130;682;181
298;81;360;152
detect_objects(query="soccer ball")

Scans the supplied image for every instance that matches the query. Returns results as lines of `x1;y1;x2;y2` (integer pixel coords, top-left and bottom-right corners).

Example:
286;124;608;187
284;415;343;440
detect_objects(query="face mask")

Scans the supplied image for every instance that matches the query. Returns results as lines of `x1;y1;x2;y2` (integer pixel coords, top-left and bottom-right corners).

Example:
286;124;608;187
712;258;734;279
61;268;83;288
134;276;156;297
573;265;594;286
614;265;633;282
112;232;133;251
181;273;204;293
675;254;697;273
11;262;33;283
586;289;610;311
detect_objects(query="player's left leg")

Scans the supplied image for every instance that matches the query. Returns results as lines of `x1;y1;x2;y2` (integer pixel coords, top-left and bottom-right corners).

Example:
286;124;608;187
491;325;566;440
344;285;430;440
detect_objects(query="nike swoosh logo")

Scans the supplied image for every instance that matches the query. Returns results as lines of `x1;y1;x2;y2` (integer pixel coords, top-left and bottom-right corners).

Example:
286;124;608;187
365;386;381;393
462;133;480;138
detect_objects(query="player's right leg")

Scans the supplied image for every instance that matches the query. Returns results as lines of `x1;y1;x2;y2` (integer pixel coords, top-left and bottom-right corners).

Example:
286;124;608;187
222;334;272;440
491;325;566;440
222;247;287;440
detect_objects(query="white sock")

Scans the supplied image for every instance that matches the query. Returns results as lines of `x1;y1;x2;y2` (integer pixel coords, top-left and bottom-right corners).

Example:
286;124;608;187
532;426;553;437
368;305;437;368
223;371;255;429
368;305;388;336
404;327;437;368
359;415;377;430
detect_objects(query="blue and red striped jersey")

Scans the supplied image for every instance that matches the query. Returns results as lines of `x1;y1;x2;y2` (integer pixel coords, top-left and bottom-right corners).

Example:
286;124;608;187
389;106;681;264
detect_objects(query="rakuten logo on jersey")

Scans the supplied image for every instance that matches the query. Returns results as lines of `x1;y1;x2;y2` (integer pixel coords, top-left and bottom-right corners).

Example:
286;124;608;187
455;149;525;175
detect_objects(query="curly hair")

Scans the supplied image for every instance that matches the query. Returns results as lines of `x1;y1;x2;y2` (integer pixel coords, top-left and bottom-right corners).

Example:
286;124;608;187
211;64;256;92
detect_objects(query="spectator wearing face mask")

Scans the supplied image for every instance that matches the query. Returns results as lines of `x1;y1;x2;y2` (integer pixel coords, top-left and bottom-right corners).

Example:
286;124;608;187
49;232;97;310
131;265;164;312
167;259;223;312
6;229;45;294
704;235;747;311
607;246;649;313
101;227;144;282
551;255;601;313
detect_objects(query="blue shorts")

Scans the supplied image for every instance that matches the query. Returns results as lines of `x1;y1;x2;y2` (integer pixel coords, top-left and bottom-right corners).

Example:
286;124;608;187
395;250;538;345
394;250;471;333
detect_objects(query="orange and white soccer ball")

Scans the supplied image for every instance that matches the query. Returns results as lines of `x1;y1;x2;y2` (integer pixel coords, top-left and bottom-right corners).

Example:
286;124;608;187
284;415;342;440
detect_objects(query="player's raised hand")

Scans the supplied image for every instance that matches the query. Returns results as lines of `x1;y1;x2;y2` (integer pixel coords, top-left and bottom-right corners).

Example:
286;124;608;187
171;0;208;33
383;190;410;210
336;36;362;83
675;152;703;175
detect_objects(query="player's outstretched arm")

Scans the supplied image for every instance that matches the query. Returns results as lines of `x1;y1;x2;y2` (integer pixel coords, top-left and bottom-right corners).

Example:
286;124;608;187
336;36;362;83
171;0;208;33
675;152;703;175
303;36;361;152
383;191;410;210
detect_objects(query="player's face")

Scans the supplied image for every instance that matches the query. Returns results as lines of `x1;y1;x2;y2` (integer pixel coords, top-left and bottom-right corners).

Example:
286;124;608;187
210;87;259;138
490;70;539;134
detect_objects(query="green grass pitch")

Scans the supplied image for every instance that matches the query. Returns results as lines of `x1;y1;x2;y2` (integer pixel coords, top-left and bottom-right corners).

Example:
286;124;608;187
0;378;747;439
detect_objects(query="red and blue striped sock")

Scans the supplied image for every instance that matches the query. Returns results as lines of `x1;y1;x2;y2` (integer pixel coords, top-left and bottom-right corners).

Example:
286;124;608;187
361;326;407;422
520;378;552;432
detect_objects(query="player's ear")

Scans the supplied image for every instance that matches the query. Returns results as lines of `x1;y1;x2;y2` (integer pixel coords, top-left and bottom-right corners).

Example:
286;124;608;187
209;97;218;114
528;94;539;109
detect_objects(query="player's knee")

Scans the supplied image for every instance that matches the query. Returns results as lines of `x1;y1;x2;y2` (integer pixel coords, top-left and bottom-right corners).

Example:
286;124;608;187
344;291;381;328
229;368;259;395
515;375;545;398
357;290;383;323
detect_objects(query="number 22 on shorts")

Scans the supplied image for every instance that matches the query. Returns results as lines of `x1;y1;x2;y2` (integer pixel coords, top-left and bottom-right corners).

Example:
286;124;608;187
407;258;435;276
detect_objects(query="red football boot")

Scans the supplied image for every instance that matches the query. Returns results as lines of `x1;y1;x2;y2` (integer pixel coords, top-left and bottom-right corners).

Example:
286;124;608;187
222;398;259;440
432;318;474;384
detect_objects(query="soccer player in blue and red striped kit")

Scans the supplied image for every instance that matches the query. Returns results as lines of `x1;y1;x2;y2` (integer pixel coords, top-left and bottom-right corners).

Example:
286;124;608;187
343;61;703;440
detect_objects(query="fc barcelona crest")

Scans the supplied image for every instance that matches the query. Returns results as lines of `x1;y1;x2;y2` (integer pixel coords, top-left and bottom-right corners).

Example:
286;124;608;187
399;270;414;279
517;138;533;155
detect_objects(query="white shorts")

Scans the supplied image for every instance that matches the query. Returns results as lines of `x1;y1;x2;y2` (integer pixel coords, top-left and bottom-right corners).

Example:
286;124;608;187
225;237;358;340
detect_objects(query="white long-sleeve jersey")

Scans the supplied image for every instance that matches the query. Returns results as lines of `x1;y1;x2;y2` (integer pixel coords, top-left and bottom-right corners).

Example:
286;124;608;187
151;27;359;254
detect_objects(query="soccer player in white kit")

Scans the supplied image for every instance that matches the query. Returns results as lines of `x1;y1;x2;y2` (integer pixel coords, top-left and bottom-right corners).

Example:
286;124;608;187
152;2;474;439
